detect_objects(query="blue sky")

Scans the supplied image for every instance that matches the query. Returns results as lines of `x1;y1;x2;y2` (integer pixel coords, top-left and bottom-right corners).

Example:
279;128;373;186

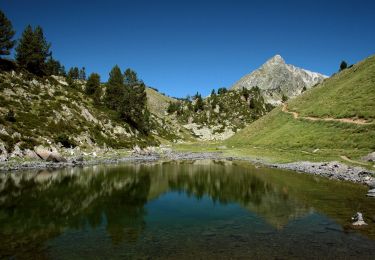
1;0;374;97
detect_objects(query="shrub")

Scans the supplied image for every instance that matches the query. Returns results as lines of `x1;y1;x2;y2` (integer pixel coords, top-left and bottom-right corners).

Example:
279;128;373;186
5;109;16;122
55;133;76;148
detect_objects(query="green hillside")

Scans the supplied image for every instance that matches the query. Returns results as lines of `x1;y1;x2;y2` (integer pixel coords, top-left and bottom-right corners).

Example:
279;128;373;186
226;55;375;163
0;72;182;154
288;55;375;121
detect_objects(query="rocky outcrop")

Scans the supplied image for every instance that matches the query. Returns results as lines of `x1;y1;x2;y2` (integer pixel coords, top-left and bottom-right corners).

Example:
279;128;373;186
231;55;327;104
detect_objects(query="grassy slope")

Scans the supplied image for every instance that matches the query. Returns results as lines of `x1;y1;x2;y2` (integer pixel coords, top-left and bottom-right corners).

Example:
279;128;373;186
288;55;375;121
146;87;176;117
224;55;375;164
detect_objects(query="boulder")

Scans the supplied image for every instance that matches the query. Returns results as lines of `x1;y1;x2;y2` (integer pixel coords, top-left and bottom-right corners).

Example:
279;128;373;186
46;152;67;163
34;146;52;160
362;152;375;162
24;149;41;160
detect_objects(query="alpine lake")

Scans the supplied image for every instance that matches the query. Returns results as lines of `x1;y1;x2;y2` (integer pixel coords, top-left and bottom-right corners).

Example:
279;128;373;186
1;160;375;259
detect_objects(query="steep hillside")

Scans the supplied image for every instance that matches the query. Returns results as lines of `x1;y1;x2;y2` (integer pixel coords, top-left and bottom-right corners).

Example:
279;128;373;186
231;55;327;104
227;55;375;162
0;71;182;160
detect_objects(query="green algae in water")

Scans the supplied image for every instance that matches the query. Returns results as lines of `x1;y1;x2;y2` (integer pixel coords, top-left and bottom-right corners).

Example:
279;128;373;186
1;160;375;259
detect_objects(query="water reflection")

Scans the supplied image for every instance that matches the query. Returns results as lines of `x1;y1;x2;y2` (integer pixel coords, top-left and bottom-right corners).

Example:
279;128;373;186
0;160;375;258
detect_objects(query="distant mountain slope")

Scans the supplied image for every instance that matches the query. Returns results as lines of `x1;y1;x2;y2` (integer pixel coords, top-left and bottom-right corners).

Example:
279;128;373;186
231;55;327;104
227;55;375;160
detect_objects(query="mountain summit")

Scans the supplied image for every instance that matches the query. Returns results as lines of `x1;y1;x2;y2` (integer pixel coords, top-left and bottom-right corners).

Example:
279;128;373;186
231;55;327;104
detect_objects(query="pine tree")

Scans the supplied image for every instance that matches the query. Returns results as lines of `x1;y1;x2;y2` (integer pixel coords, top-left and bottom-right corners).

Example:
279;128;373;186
15;25;51;75
105;65;150;134
79;67;86;80
124;68;138;85
45;56;62;76
0;10;16;57
68;67;79;79
105;65;124;109
339;60;348;71
59;65;66;76
194;93;204;112
85;73;100;95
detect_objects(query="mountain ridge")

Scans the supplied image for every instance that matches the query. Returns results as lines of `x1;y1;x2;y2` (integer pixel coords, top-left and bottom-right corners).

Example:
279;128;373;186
231;54;327;104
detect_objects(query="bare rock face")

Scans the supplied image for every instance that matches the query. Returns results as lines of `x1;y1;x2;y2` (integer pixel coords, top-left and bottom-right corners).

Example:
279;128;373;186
230;55;327;104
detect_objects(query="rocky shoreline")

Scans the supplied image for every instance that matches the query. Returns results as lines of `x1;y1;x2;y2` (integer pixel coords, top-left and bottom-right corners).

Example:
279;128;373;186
1;150;374;188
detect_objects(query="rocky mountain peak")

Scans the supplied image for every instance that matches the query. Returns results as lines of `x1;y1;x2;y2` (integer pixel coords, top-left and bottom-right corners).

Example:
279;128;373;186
230;55;327;104
265;54;285;66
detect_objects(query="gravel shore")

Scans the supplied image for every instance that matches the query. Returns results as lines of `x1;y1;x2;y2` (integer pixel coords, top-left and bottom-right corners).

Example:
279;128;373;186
1;151;374;187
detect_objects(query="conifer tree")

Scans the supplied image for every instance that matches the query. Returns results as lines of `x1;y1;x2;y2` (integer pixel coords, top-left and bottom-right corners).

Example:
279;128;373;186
45;56;62;76
339;60;348;71
79;67;86;80
85;73;100;95
15;25;51;75
105;65;124;109
124;68;138;85
0;10;16;57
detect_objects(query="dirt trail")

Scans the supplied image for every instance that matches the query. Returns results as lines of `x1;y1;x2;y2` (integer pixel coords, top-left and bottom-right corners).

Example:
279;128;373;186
340;155;369;166
281;104;372;125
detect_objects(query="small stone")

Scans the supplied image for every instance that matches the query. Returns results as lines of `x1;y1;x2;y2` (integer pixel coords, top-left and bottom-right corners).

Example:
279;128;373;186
352;212;367;226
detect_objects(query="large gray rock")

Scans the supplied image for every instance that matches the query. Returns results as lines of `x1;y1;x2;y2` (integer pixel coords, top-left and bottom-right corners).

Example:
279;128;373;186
362;152;375;162
230;55;327;104
24;149;42;160
46;152;67;163
34;145;53;160
34;146;66;162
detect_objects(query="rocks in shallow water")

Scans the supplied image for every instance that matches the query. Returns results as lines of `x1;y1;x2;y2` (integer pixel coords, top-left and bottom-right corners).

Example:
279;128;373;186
352;212;367;226
367;188;375;197
273;161;375;185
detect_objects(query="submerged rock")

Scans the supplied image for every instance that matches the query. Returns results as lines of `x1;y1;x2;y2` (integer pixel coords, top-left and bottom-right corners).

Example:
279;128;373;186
352;212;367;226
